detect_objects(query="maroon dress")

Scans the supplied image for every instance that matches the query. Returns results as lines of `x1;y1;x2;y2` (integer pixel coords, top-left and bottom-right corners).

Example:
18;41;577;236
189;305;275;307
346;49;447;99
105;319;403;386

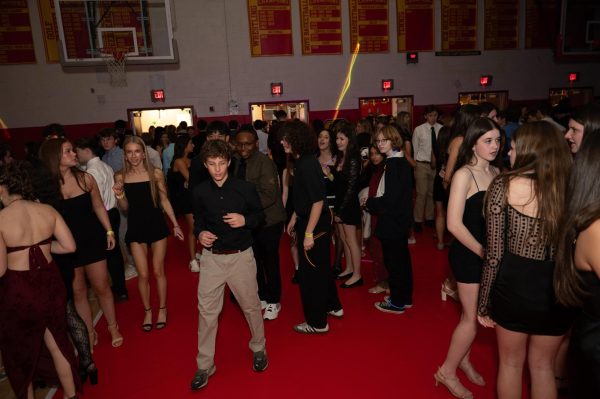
0;238;81;398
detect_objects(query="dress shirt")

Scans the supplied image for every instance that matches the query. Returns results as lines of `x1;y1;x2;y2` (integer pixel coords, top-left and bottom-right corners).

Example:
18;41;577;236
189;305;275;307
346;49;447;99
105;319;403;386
257;129;269;155
101;146;123;173
80;157;116;210
162;143;175;174
192;176;265;251
146;146;163;170
412;122;442;162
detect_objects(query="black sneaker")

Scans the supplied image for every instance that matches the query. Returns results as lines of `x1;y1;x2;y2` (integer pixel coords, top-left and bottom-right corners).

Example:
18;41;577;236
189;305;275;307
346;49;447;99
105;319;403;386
374;301;406;314
190;365;216;391
253;350;268;372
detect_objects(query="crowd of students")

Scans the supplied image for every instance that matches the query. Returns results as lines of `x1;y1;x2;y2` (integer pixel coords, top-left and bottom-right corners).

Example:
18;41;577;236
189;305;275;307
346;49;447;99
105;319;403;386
0;100;599;398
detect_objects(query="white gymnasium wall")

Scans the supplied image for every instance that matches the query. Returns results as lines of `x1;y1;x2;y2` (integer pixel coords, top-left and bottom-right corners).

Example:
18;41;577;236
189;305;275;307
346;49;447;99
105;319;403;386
1;0;599;128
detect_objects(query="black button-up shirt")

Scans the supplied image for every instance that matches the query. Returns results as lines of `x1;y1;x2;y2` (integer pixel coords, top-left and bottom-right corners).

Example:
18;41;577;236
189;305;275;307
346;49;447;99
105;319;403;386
193;176;265;251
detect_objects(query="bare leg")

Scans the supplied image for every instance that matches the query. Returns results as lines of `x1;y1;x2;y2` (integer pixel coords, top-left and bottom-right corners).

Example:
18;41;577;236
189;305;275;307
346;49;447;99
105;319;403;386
528;334;564;399
337;225;353;276
85;260;121;345
435;201;446;248
151;238;168;325
130;242;152;326
185;213;196;261
71;268;94;351
553;332;570;389
342;223;362;284
496;325;528;399
43;329;76;398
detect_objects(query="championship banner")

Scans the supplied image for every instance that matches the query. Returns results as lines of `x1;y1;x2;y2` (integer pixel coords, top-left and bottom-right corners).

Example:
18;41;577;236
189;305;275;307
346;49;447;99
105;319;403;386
300;0;342;55
248;0;293;56
349;0;389;53
397;0;434;52
441;0;477;51
525;0;557;49
0;0;36;64
484;0;518;50
38;0;60;62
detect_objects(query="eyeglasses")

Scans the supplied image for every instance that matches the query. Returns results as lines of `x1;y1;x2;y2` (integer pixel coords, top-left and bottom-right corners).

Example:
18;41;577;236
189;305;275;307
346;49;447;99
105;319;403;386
375;138;390;144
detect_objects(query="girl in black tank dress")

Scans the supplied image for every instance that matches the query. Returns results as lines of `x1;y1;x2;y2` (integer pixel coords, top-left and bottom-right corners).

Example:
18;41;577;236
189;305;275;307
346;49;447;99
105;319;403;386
167;135;197;272
113;136;183;333
39;138;123;350
435;118;501;399
478;122;573;399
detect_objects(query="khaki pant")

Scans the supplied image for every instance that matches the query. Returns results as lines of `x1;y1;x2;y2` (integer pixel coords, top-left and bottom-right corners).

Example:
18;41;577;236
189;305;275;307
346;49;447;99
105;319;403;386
413;162;435;223
196;247;266;370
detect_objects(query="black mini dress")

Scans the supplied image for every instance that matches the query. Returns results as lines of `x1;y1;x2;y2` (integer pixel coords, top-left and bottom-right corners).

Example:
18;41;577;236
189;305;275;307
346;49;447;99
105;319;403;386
124;181;170;244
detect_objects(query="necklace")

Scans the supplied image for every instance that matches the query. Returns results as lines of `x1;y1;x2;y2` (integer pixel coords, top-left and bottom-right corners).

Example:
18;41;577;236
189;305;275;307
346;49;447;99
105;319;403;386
5;197;24;207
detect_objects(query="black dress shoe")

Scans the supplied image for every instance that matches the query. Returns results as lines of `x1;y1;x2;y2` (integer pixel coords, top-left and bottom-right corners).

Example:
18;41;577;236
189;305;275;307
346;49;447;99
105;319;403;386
340;278;364;288
190;365;216;391
252;350;268;372
335;273;353;280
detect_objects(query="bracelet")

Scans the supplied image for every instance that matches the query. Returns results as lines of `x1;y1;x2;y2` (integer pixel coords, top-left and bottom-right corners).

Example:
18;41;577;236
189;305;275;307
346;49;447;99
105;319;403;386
304;232;313;238
106;230;115;236
174;225;181;229
115;193;125;200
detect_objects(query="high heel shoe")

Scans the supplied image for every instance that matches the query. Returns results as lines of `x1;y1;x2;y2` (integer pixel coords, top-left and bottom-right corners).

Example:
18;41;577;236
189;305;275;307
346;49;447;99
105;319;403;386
155;306;167;330
441;281;459;302
459;362;485;386
340;278;363;288
107;323;123;347
80;362;98;385
142;308;152;332
434;368;473;399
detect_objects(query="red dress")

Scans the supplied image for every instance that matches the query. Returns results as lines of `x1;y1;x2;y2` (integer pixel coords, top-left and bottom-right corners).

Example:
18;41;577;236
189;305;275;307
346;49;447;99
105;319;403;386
0;238;81;398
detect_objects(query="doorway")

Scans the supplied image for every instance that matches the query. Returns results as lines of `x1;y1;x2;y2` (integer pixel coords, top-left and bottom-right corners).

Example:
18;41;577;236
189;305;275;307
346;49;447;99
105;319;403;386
358;96;414;118
249;101;309;124
128;106;195;135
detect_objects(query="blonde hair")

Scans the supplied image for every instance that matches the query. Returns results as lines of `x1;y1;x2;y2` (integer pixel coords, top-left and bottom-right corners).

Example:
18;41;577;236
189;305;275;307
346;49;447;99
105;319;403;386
121;135;160;207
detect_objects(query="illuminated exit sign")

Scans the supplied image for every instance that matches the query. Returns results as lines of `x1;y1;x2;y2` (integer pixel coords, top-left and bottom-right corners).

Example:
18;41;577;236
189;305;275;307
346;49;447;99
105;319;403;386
151;89;165;102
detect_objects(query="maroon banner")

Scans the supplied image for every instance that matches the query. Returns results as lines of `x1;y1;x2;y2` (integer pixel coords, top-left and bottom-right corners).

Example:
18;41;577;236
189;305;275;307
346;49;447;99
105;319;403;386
248;0;293;56
59;2;91;59
0;0;36;64
397;0;434;52
484;0;518;50
299;0;342;55
349;0;389;53
525;0;557;49
441;0;477;51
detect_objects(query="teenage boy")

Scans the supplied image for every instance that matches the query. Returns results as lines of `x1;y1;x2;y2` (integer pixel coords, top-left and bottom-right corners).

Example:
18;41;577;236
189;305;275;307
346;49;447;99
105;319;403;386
190;140;267;391
232;125;287;320
412;105;442;232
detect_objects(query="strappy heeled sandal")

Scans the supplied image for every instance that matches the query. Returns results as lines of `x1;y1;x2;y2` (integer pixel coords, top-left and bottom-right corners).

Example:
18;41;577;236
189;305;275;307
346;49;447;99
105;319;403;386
107;323;123;347
459;362;485;386
142;308;152;332
155;306;167;330
434;367;473;399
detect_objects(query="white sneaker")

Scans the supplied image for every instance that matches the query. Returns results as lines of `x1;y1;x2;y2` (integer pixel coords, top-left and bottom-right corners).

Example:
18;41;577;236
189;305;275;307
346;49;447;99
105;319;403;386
189;259;200;273
328;308;344;318
260;300;267;310
407;237;416;244
263;303;281;320
195;251;202;260
124;264;138;280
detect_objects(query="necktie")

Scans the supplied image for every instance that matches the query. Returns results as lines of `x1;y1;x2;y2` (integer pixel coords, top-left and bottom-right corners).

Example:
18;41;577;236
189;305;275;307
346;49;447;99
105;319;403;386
430;126;437;170
237;158;247;180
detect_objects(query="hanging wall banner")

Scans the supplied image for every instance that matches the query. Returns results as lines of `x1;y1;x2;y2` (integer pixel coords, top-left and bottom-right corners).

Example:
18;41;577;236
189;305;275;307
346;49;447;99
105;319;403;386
38;0;60;63
441;0;477;51
0;0;36;64
300;0;342;55
525;0;557;49
248;0;293;56
349;0;389;53
396;0;434;52
484;0;518;50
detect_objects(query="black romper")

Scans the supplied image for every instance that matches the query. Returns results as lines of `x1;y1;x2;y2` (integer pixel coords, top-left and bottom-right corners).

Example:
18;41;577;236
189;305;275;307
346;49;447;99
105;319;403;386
448;169;486;284
478;178;572;335
124;181;170;244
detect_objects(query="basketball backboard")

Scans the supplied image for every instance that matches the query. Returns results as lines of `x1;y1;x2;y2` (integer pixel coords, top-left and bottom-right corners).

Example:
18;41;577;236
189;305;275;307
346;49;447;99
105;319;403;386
54;0;178;66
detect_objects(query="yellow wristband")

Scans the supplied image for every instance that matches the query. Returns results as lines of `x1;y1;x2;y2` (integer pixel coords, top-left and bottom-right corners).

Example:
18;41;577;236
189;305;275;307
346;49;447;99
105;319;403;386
304;232;313;238
106;230;115;236
115;193;125;200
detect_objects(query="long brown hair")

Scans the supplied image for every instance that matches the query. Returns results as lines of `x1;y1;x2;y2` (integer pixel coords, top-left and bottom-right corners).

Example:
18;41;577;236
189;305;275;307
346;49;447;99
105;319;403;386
121;135;160;207
555;130;600;306
490;121;572;246
39;138;89;193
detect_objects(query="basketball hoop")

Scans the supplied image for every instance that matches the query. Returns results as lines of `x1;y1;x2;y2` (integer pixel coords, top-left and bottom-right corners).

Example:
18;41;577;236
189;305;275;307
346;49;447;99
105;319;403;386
100;49;128;87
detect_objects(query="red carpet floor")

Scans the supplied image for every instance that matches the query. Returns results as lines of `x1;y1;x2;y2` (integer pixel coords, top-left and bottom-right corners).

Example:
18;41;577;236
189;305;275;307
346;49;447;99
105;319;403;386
65;227;504;399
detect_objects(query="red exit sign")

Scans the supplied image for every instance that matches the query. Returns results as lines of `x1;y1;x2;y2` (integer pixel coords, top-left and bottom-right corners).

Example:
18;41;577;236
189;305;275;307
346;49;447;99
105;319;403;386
381;79;393;92
271;82;283;96
151;89;165;102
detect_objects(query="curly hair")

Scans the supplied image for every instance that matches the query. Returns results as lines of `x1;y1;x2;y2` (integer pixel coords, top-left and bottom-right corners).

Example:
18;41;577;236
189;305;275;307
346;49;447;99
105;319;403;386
0;161;35;200
280;120;317;157
201;139;231;162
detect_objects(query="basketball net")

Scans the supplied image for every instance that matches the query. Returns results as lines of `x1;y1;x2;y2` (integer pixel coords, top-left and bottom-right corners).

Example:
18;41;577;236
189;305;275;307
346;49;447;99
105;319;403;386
101;49;128;87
